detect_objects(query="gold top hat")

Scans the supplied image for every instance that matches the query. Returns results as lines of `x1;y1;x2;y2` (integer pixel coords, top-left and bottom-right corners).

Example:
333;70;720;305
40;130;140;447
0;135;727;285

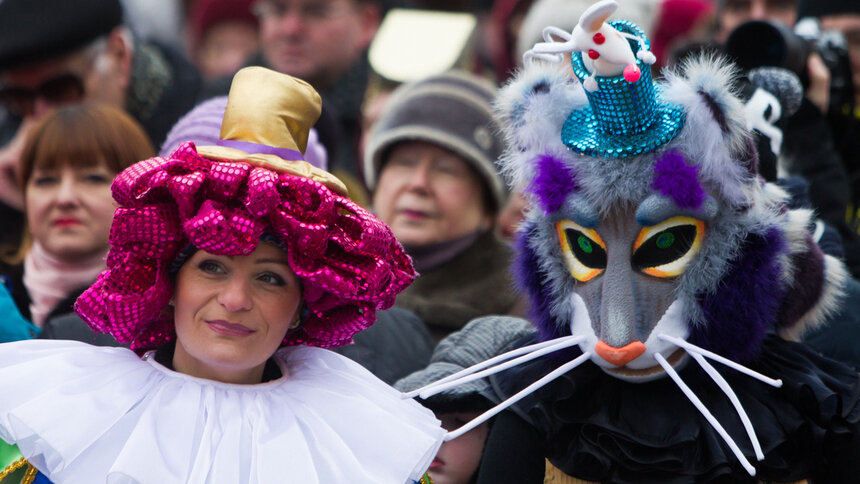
197;67;348;195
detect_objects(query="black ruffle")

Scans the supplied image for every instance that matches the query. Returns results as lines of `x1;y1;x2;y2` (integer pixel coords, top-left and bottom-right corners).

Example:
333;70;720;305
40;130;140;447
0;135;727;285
490;335;860;484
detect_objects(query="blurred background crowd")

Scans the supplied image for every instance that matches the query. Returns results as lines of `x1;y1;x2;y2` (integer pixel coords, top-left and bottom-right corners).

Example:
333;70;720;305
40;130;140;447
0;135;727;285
0;0;859;482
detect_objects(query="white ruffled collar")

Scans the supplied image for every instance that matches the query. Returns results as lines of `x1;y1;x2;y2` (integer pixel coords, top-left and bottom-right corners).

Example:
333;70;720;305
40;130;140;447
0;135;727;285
140;349;292;391
0;340;443;484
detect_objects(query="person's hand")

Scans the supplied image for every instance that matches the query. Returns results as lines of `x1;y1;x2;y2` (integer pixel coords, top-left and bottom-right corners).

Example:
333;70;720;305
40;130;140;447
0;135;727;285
806;52;830;115
0;118;35;210
819;14;860;35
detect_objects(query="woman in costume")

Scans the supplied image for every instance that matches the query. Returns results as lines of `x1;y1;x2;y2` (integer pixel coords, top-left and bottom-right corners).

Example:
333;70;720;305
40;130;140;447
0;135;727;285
0;103;154;344
408;1;860;482
0;67;443;483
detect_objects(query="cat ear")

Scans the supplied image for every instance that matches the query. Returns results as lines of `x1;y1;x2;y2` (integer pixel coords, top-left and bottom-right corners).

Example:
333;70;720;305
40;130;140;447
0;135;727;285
680;54;750;161
661;54;757;208
495;62;582;191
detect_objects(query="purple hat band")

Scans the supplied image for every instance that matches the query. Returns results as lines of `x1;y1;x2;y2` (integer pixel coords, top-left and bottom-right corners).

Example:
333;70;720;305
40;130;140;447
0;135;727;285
216;139;305;161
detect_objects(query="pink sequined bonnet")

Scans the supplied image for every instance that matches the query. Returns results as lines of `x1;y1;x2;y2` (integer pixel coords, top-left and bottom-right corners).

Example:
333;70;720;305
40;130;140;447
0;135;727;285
75;67;415;350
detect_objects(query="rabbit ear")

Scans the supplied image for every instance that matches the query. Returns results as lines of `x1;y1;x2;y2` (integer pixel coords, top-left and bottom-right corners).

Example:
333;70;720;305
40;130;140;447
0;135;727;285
579;0;617;32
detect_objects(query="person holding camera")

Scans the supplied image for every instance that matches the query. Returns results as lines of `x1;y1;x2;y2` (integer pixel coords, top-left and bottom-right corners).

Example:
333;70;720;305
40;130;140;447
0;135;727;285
799;0;860;238
715;0;860;278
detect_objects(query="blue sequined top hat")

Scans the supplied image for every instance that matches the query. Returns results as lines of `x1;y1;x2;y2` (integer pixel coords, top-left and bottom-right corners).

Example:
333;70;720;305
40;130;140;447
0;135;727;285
562;20;685;158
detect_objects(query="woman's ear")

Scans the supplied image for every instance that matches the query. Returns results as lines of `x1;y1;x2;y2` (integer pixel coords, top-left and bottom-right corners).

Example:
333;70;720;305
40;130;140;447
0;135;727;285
289;304;305;330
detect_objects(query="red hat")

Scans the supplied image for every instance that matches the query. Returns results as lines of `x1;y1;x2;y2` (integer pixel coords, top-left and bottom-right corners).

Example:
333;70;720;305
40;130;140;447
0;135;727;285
188;0;258;48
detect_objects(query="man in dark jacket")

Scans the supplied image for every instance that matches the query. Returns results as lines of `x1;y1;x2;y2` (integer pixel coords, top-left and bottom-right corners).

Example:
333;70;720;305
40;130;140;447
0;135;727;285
0;0;202;249
204;0;381;189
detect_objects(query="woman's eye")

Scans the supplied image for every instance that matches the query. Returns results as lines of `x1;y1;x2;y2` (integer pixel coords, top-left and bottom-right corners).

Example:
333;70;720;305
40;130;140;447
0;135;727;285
434;160;464;176
32;175;58;186
632;217;704;278
556;220;607;282
258;272;286;286
83;173;111;184
198;260;225;275
387;156;418;169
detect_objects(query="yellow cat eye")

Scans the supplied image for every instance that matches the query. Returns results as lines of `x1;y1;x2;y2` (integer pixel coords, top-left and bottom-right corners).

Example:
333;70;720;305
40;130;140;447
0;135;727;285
632;216;705;278
556;220;607;282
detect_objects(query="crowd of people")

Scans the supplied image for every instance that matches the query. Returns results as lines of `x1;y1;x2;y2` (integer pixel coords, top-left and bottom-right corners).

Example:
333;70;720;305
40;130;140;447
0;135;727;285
0;0;858;482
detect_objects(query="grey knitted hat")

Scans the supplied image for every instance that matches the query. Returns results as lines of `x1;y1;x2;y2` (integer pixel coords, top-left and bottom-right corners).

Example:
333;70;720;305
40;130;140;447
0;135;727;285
363;71;508;210
395;316;535;412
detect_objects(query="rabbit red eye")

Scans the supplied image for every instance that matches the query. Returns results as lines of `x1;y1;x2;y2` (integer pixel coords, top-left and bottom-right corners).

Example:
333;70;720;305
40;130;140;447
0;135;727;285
593;33;605;44
588;49;600;59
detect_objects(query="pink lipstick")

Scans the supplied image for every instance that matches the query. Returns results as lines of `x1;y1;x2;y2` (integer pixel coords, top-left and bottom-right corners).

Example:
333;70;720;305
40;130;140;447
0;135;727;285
205;320;255;337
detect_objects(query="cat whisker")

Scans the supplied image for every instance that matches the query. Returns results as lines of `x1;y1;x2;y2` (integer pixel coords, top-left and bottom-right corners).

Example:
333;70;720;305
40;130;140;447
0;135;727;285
655;352;757;476
444;352;592;441
402;334;585;400
690;352;765;461
658;334;782;388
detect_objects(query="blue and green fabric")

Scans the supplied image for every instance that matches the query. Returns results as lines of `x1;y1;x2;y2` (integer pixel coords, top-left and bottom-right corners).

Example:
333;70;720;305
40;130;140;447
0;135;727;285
0;281;38;343
0;441;47;484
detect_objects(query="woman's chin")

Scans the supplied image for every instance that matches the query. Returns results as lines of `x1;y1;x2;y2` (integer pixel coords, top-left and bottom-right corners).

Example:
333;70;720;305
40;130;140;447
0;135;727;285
391;227;439;248
40;239;107;262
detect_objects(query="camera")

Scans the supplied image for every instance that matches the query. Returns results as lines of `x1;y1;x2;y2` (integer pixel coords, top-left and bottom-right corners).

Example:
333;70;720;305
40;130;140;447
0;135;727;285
725;19;854;114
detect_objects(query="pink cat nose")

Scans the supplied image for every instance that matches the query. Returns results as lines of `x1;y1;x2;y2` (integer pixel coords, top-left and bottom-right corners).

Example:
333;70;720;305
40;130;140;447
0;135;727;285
595;340;646;366
623;64;641;83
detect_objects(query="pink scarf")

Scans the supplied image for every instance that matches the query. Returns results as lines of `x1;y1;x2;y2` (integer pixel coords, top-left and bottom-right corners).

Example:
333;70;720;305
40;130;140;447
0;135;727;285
23;242;107;328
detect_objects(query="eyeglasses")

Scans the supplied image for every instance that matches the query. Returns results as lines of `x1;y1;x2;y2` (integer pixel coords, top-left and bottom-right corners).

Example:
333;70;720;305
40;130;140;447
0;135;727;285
0;73;86;118
252;0;353;22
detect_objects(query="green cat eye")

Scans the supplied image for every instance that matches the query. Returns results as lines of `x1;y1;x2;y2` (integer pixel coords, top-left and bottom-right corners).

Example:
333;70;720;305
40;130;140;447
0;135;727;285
578;236;593;253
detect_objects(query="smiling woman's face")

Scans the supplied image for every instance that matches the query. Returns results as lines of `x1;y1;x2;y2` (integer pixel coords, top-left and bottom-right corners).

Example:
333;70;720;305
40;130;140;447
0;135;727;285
172;241;302;384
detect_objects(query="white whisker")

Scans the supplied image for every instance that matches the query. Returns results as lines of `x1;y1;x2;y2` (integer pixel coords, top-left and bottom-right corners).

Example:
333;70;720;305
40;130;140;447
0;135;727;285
655;353;757;476
690;352;765;460
658;334;782;388
444;352;592;441
402;335;584;400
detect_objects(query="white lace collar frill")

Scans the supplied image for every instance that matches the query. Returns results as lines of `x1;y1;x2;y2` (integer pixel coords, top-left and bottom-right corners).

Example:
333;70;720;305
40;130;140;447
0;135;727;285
0;340;444;484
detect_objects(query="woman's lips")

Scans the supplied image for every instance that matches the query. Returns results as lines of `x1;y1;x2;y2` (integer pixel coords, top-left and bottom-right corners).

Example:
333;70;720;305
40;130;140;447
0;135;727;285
53;218;82;227
429;458;444;470
400;209;430;220
205;320;256;337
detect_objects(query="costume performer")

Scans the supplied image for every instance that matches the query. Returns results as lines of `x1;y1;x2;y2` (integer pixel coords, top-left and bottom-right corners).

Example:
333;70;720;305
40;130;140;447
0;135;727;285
407;1;860;482
0;67;443;483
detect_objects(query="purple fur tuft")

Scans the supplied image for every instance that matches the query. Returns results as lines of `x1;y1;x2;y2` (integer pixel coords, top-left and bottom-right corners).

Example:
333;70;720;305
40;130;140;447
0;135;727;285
691;228;786;362
514;222;567;342
652;150;705;210
529;154;578;214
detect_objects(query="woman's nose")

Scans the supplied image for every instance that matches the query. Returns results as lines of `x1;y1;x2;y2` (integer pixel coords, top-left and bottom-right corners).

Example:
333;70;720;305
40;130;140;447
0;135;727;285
54;174;80;206
217;278;253;312
406;162;432;191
